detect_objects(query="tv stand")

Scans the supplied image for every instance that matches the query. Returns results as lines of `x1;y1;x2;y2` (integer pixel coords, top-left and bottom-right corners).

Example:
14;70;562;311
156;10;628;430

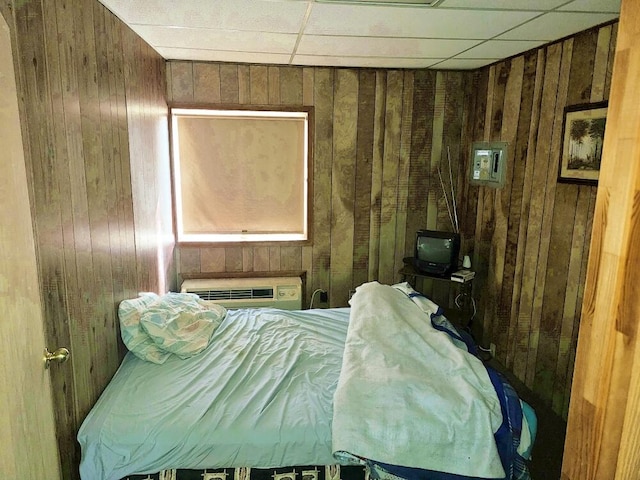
399;263;475;331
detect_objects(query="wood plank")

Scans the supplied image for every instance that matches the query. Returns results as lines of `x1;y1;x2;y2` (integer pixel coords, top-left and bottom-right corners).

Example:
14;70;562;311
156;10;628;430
443;71;469;240
462;69;488;272
253;246;270;272
312;68;333;296
378;70;403;285
368;71;386;281
302;246;313;306
352;70;376;288
93;0;120;384
491;57;524;359
110;9;141;297
178;247;202;274
50;0;86;386
280;66;303;105
193;63;221;103
405;70;435;255
170;61;194;102
78;0;112;412
225;247;243;272
393;71;413;280
330;68;358;306
303;67;314;106
603;23;618;100
427;72;445;230
219;63;239;103
510;49;546;377
480;62;509;341
242;247;254;272
269;246;281;271
482;66;496;142
249;65;269;105
552;186;591;413
281;246;303;271
302;67;315;301
525;38;572;388
268;66;280;104
534;184;579;403
591;25;613;102
516;41;562;388
201;247;226;273
566;28;599;105
104;5;127;308
238;64;250;104
472;65;495;343
472;65;497;343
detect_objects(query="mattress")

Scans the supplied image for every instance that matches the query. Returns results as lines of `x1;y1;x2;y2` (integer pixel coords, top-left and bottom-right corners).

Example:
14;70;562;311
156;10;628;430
78;307;352;480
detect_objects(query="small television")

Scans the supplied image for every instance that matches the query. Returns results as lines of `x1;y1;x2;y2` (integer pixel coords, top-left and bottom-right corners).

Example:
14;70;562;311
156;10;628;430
414;230;460;277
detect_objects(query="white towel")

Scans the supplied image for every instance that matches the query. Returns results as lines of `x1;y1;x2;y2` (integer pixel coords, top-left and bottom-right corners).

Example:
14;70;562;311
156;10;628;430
334;282;505;478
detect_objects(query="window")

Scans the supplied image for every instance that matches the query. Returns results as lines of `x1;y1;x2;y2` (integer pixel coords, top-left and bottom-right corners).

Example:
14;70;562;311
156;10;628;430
170;107;310;243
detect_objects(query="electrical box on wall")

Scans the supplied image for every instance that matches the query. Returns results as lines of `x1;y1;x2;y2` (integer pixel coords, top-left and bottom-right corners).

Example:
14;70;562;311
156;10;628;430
469;142;508;188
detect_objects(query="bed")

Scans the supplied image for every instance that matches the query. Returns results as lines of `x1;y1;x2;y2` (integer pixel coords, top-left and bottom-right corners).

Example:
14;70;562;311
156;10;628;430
78;281;535;480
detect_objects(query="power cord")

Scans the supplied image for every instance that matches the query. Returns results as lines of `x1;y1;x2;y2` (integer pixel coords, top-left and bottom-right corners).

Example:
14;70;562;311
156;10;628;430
454;292;476;327
309;288;325;309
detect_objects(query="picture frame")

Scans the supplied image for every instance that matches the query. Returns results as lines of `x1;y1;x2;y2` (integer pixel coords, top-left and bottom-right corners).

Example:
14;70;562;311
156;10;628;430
558;101;608;185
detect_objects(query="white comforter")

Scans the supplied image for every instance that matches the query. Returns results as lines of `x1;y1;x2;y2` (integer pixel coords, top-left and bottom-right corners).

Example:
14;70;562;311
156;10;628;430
332;282;505;478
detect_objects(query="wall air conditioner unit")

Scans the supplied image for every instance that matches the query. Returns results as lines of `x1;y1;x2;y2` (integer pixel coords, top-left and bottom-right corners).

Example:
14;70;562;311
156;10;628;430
180;277;302;310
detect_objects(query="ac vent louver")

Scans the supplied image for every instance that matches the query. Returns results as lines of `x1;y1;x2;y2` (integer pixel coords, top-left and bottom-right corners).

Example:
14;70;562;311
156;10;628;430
192;288;274;302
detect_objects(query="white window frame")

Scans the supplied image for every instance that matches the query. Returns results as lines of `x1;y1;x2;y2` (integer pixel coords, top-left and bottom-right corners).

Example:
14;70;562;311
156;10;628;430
170;107;310;244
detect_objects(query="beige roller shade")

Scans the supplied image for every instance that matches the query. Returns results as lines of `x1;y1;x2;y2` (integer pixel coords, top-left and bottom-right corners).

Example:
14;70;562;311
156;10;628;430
172;109;309;242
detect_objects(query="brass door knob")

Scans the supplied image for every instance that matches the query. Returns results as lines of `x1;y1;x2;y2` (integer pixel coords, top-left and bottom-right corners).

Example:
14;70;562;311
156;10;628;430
43;347;70;369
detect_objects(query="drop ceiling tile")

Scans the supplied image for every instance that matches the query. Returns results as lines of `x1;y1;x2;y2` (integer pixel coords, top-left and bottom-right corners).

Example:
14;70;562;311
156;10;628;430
439;0;566;10
292;55;441;69
134;26;297;53
497;11;618;41
305;3;540;39
297;35;479;58
558;0;621;12
98;0;308;32
457;39;545;59
156;47;292;64
430;58;497;69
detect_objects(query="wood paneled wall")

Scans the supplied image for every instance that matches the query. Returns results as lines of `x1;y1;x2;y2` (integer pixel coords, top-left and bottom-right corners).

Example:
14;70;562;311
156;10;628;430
1;1;173;478
168;63;474;309
466;22;617;418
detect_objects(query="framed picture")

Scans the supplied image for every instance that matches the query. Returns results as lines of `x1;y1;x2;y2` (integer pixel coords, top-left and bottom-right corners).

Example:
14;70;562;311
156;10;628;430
559;101;608;185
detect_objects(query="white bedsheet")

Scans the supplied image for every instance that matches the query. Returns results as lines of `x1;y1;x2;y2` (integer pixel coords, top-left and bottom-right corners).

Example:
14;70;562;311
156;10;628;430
78;307;351;480
332;282;505;478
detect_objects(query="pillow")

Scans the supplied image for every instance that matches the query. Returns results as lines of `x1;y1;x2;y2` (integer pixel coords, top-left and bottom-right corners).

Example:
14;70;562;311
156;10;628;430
118;292;171;364
139;293;227;359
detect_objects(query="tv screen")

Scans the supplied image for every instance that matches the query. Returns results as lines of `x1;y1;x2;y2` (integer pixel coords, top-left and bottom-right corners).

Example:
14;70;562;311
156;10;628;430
414;230;460;276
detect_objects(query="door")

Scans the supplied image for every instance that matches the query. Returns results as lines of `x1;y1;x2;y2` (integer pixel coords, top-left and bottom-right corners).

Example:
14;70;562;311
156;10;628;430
0;13;62;479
